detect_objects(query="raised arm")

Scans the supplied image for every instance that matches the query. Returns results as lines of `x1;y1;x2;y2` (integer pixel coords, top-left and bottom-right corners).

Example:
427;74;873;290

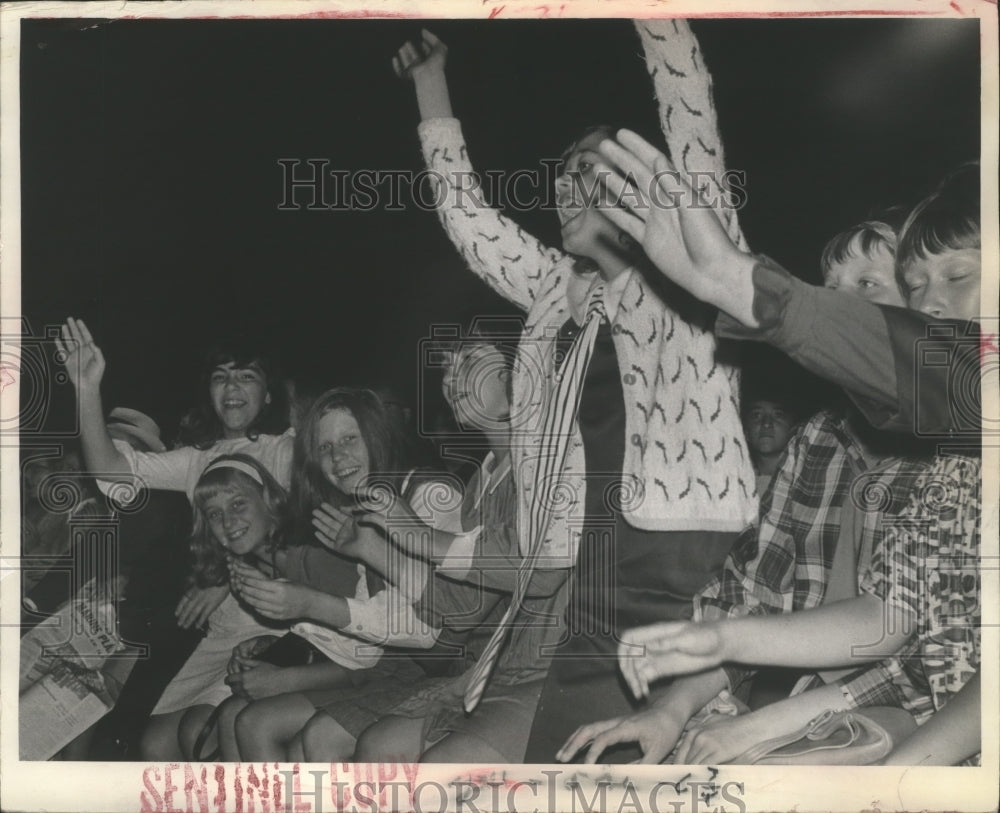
395;29;564;312
635;19;747;253
55;318;130;479
595;131;980;435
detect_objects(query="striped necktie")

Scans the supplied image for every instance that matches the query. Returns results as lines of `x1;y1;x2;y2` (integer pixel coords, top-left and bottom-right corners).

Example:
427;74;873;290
464;285;607;712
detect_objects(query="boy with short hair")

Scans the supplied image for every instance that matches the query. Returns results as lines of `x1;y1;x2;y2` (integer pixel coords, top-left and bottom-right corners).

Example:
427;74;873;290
584;139;983;765
821;216;907;307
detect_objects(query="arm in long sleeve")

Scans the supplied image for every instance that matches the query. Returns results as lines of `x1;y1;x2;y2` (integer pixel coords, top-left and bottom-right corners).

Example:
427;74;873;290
636;19;747;253
96;440;196;497
717;259;979;434
343;587;439;649
418;118;564;312
437;521;568;598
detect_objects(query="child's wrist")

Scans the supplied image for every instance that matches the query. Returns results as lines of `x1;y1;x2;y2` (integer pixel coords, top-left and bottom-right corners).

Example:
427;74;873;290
711;621;735;663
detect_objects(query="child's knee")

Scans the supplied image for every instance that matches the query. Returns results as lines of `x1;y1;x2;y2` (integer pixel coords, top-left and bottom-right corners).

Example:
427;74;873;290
353;720;389;761
216;697;248;733
301;712;352;762
356;715;420;762
234;703;268;746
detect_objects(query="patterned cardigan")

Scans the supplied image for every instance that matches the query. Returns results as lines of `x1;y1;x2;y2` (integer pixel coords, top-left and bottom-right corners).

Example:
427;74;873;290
418;20;758;564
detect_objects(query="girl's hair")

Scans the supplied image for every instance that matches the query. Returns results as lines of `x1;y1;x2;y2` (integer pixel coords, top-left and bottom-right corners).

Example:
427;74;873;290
896;162;981;278
175;337;289;450
189;453;290;587
290;387;407;526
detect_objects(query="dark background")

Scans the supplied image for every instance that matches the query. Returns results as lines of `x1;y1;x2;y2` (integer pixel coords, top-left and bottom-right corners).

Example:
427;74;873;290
19;17;980;437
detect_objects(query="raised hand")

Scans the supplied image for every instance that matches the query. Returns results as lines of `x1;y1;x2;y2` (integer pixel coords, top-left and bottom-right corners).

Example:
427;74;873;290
175;583;229;630
54;317;106;393
392;28;447;81
618;621;726;699
311;502;357;552
556;705;688;765
595;130;758;326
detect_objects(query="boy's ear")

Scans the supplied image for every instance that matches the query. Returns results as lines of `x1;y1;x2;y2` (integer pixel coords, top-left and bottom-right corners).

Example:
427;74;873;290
265;393;272;405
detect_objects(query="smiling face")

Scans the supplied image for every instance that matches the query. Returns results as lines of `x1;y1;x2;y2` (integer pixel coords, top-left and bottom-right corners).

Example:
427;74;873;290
902;248;981;321
555;131;623;259
202;484;273;558
823;242;905;307
442;344;511;432
315;408;371;496
209;362;270;439
744;400;796;459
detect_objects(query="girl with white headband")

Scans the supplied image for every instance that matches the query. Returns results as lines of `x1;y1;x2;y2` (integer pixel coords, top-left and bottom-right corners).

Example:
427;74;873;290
140;454;296;759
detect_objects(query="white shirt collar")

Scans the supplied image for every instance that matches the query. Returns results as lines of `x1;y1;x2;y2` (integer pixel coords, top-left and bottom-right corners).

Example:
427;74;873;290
567;267;634;325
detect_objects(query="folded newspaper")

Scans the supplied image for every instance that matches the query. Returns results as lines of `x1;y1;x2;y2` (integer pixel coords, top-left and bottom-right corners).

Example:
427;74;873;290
19;578;138;760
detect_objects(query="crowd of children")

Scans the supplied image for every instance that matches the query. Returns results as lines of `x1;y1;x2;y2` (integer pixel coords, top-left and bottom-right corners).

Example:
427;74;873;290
20;19;985;767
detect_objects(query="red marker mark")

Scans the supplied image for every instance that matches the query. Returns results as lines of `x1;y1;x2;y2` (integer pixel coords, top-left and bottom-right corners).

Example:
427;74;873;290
489;5;505;18
643;9;940;18
121;9;416;20
980;333;998;365
0;363;16;394
950;1;963;12
537;5;550;17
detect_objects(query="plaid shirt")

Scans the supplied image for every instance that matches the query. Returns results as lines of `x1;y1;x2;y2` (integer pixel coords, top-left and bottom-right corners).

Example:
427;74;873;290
693;410;870;690
836;456;982;731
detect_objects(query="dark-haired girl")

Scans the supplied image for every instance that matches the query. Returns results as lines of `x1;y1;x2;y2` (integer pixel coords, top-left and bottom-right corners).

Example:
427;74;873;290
57;319;294;501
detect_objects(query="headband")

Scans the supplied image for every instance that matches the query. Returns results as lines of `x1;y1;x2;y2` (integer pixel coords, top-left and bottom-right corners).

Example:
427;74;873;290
201;458;264;486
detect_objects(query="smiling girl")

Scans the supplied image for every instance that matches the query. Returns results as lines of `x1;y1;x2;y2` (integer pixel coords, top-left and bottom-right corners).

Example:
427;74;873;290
139;455;291;760
57;320;294;500
57;320;296;632
223;387;466;761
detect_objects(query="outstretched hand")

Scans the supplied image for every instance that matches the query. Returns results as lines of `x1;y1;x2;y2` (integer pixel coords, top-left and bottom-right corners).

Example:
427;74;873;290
175;583;229;630
392;28;447;81
594;130;758;326
54;317;106;393
557;705;689;765
618;621;726;700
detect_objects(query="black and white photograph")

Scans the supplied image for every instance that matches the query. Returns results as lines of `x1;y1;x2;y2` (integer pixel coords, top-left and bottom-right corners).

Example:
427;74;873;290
1;1;997;811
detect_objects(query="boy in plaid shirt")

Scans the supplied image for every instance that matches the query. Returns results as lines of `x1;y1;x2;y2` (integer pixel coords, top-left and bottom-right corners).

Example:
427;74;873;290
568;139;982;765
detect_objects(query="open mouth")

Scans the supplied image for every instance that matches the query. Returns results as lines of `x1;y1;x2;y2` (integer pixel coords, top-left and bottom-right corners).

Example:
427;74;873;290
226;527;249;543
222;398;247;409
336;466;362;480
558;204;585;228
